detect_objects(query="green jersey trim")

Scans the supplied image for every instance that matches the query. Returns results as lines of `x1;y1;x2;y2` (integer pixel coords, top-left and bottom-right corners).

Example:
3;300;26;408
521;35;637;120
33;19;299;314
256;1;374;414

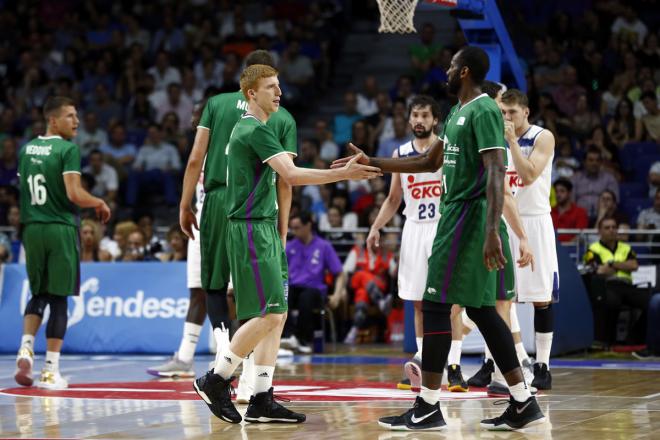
38;135;63;140
479;146;505;151
62;171;81;175
197;125;210;130
458;93;489;110
262;151;289;163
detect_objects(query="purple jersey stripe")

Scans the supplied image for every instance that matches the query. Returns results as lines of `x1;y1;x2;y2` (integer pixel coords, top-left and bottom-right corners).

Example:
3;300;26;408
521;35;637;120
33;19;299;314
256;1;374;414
440;200;472;302
498;267;505;300
245;161;267;314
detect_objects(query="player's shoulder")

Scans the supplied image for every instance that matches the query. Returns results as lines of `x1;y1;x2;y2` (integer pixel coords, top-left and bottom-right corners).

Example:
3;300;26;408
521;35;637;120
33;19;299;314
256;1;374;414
209;90;244;107
474;94;500;112
268;106;296;127
397;140;416;157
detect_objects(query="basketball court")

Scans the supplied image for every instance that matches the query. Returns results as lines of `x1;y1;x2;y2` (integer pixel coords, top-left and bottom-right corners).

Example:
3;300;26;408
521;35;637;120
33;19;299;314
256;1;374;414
1;350;658;439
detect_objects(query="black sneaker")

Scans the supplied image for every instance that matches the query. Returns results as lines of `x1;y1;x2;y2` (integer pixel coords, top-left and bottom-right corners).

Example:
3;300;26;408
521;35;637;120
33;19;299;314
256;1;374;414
244;387;306;423
378;396;420;429
447;364;468;392
380;396;446;431
480;396;545;430
403;356;422;389
468;358;494;387
531;363;552;390
193;370;241;423
486;380;509;397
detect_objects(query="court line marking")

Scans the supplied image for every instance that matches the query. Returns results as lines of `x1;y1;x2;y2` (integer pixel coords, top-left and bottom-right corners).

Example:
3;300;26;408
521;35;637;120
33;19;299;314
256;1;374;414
0;361;135;380
643;392;660;399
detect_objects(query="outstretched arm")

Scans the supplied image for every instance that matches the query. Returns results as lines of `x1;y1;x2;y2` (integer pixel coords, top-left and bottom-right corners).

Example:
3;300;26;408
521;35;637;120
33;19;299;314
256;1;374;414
331;139;444;174
268;151;381;186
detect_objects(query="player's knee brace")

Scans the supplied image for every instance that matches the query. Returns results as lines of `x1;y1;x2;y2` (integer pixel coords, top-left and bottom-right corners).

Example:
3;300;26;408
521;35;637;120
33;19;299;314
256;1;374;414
534;304;554;333
24;295;49;318
466;306;518;374
422;301;452;374
461;309;476;331
45;295;68;339
206;286;231;330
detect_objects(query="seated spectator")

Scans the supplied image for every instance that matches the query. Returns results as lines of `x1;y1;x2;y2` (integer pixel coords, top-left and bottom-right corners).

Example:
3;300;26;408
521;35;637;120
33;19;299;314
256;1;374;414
376;115;409;158
80;219;112;262
279;40;314;89
318;190;358;231
75;111;108;159
121;230;159;262
333;91;363;146
640;91;660;142
297;138;320;168
365;92;393;146
592;189;629;228
584;126;619;177
283;212;347;352
314;119;339;161
350;119;374;156
648;161;660;197
552;136;580;181
113;220;139;260
0;137;18;187
7;205;23;262
137;213;166;256
583;217;646;347
320;205;354;257
161;112;182;145
552;65;586;117
637;190;660;230
343;232;398;344
153;83;193;132
356;75;379;117
159;225;188;262
126;88;156;131
551;178;589;242
82;149;118;210
572;94;601;140
611;6;648;48
409;23;442;78
391;75;416;106
91;83;122;129
148;50;181;91
151;14;185;54
100;123;137;178
607;98;642;148
600;75;628;118
126;123;181;206
572;147;619;221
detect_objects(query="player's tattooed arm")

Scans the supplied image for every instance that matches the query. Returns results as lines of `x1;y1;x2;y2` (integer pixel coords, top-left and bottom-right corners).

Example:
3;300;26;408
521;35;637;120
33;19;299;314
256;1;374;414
482;149;507;270
330;139;444;174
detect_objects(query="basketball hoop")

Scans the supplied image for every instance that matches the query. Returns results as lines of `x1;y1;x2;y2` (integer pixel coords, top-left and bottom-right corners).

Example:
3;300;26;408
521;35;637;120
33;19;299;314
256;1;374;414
376;0;420;34
426;0;458;6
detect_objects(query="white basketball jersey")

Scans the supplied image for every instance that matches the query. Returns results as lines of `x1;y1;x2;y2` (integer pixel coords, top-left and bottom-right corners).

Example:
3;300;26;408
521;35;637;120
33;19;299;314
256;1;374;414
398;141;443;223
195;171;205;212
506;125;553;216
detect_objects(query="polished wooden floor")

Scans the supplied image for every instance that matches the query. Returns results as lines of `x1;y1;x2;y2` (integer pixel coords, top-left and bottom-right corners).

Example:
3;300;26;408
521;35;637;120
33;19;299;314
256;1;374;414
0;349;659;439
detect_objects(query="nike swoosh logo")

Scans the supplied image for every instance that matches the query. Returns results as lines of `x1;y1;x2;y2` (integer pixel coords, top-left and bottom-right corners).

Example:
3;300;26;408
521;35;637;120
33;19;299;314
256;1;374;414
516;401;532;414
410;409;438;424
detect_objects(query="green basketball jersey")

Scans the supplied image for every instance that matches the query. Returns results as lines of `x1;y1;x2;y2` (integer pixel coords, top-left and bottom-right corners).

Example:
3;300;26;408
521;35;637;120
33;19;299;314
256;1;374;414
19;135;81;227
225;115;288;222
198;91;297;192
441;94;506;203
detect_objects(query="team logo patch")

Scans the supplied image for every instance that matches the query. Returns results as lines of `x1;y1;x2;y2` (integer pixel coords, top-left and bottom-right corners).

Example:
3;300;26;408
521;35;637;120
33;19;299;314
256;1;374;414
1;379;489;402
457;116;466;125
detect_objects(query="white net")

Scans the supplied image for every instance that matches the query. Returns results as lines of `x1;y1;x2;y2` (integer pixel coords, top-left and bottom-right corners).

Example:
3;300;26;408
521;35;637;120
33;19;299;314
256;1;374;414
376;0;420;34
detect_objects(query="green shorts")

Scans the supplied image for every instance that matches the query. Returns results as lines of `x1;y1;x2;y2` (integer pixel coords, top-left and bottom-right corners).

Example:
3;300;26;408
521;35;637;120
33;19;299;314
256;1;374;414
226;220;288;320
200;188;230;290
424;198;514;308
23;223;79;297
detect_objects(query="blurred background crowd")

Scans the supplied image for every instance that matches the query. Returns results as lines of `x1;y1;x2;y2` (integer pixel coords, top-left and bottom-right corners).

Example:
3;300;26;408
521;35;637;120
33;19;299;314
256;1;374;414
0;0;658;347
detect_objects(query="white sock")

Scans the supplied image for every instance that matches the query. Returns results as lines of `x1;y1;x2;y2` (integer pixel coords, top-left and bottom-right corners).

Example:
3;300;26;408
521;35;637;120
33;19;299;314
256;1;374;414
45;351;60;372
492;364;505;384
484;343;493;361
509;303;521;333
415;337;423;359
177;322;202;363
515;341;529;364
420;386;441;405
509;381;532;403
213;348;242;379
447;340;462;366
461;309;476;330
21;335;35;350
241;353;254;388
212;326;230;371
253;365;275;394
536;332;553;367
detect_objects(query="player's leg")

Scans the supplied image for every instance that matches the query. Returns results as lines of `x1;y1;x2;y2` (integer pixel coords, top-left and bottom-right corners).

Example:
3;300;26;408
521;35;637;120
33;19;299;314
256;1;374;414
39;294;69;390
464;307;495;387
447;304;468;392
15;224;48;386
467;306;545;430
532;300;553;390
380;299;450;431
149;225;207;377
399;300;423;389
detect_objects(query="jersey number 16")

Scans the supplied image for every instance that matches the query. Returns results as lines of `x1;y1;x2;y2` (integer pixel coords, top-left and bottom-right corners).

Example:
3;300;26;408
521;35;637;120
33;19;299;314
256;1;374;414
27;174;47;205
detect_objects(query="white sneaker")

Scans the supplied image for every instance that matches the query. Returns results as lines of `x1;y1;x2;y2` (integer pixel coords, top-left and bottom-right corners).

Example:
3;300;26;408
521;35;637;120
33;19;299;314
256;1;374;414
277;348;295;357
14;346;34;387
235;373;253;404
280;335;300;350
37;370;68;390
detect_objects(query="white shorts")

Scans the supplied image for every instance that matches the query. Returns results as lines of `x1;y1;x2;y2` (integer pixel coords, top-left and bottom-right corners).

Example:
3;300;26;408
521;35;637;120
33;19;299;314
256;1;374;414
398;220;438;301
507;214;559;303
186;216;202;289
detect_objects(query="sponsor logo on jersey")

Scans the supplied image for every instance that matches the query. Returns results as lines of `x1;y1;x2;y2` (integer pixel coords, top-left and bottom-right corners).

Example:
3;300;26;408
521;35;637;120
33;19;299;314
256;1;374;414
507;170;524;190
427;287;437;295
406;175;442;200
26;145;52;156
457;116;466;125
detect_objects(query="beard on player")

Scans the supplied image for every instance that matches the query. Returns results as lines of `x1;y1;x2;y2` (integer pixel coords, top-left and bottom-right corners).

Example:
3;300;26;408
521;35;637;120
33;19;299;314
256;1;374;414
412;124;434;139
